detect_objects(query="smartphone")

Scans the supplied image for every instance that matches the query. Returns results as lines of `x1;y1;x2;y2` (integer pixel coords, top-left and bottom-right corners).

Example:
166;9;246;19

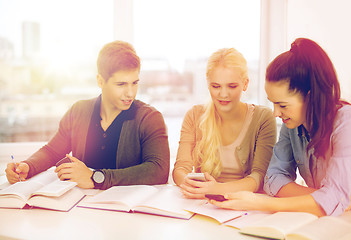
55;156;72;167
205;194;228;202
186;172;206;182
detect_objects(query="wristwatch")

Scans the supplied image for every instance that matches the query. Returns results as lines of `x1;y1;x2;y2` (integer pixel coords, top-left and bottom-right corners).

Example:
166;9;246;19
91;170;105;189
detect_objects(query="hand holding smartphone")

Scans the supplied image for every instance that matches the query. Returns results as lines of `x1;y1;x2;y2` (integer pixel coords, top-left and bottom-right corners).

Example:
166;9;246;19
55;156;72;167
205;194;228;202
186;172;206;182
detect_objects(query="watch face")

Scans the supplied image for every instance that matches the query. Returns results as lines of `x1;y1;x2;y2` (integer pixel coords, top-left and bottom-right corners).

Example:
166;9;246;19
93;171;105;184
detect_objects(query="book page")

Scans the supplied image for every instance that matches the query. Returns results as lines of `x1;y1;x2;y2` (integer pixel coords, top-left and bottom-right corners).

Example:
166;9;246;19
224;211;271;229
0;169;61;208
0;181;43;202
0;181;11;190
84;185;159;211
286;216;351;240
338;210;351;223
338;232;351;240
31;179;77;197
134;185;204;219
240;212;318;240
29;168;58;185
185;201;247;223
27;187;85;211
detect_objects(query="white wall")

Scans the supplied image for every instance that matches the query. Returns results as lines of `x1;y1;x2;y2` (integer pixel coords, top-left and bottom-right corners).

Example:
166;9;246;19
259;0;288;105
287;0;351;101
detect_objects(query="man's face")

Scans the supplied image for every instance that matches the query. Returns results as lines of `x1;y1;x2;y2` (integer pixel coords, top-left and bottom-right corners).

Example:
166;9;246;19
98;69;139;114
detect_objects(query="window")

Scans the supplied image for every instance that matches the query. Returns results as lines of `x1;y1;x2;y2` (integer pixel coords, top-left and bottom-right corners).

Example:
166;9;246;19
0;0;114;142
0;0;261;145
133;0;261;154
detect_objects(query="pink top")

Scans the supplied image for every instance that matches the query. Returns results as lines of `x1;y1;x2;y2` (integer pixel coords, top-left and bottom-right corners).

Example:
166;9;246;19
220;104;254;181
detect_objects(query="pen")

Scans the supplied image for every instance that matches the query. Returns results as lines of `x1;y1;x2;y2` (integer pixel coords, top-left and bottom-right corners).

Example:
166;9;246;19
11;155;21;182
222;212;248;224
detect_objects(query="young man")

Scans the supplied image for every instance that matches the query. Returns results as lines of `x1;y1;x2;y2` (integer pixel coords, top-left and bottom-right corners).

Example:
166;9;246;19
5;41;170;190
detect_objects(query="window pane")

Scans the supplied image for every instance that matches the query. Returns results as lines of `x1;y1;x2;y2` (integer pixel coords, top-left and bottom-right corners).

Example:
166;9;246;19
134;0;261;115
0;0;261;143
133;0;261;154
0;0;113;142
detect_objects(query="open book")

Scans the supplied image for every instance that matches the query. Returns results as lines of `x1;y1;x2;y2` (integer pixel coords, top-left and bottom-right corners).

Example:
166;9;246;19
78;185;205;219
0;168;85;211
238;211;351;240
185;201;248;224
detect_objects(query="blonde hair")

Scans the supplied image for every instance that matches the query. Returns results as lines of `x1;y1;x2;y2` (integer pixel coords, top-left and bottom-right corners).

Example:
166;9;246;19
195;48;248;178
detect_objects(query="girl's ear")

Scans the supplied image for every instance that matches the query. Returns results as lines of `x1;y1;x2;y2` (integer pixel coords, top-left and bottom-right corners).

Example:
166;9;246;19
243;78;249;91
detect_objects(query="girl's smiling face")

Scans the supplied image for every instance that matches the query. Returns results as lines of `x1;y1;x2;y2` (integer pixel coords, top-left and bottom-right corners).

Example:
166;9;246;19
265;80;308;129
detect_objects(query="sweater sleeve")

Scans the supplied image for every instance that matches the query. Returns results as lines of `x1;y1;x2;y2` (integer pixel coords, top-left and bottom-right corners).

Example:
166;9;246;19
173;107;199;177
246;107;277;191
24;103;75;178
23;98;94;178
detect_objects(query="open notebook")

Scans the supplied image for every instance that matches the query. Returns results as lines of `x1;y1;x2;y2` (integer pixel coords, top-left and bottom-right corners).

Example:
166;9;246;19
0;168;85;211
78;184;205;219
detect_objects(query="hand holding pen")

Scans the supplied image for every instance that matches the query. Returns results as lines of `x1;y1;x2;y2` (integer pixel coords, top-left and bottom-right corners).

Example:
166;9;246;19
5;155;30;184
11;155;21;182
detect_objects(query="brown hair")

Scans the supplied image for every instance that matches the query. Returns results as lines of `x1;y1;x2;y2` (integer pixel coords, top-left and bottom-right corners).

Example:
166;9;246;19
97;40;140;80
266;38;346;158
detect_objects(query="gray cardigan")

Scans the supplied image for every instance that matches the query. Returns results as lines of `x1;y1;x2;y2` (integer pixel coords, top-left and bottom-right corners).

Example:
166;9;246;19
174;104;277;191
25;97;170;189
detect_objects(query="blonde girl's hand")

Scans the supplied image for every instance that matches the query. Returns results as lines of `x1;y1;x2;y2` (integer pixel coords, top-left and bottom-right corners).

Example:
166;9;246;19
180;172;217;199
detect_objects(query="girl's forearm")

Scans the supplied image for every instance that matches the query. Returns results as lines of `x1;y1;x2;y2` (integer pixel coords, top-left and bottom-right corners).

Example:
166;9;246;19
172;168;188;186
213;176;257;194
260;194;326;217
276;182;317;197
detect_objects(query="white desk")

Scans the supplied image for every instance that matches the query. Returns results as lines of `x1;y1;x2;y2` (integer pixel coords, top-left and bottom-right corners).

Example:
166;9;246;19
0;143;251;240
0;173;257;240
0;206;257;240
